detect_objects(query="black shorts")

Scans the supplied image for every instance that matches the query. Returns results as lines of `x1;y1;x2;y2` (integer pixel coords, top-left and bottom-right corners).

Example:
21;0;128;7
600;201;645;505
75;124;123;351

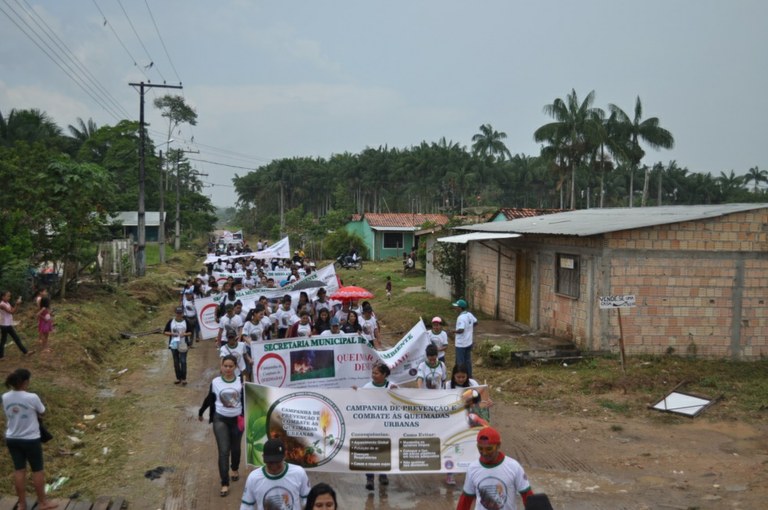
6;438;44;471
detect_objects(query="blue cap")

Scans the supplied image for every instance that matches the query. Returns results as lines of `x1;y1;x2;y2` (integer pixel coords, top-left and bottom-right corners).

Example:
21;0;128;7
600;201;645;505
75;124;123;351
330;317;340;326
452;299;468;309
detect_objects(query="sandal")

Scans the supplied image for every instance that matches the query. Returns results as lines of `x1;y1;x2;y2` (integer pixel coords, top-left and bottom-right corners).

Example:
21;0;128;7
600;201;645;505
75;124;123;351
220;485;229;497
231;471;239;481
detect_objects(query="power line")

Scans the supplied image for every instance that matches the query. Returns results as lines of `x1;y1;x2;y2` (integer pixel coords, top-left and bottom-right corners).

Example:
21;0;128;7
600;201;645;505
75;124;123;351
115;0;166;83
0;1;125;121
187;158;258;171
14;0;132;119
143;0;181;84
91;0;153;83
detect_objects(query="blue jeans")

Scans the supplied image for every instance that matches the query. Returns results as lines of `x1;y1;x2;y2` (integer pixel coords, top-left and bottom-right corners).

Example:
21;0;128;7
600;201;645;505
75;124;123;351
455;345;473;378
171;349;187;381
212;415;242;486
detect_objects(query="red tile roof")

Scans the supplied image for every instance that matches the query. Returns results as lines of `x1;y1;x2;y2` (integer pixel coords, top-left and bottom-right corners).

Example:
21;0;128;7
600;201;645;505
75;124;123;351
356;213;450;228
496;208;563;220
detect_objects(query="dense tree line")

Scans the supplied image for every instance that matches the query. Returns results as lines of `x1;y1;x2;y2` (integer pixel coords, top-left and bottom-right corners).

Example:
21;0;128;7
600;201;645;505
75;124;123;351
234;89;766;239
0;104;216;294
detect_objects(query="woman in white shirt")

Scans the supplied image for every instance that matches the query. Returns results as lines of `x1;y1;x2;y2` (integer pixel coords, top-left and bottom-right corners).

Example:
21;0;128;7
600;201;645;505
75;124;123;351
198;355;243;498
3;369;57;510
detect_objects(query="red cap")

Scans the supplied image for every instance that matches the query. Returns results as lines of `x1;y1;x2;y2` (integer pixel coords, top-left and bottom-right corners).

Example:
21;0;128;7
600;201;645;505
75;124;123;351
477;426;501;445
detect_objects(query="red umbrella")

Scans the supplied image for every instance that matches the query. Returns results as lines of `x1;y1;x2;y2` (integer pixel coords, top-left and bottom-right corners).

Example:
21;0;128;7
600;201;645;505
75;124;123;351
330;285;374;302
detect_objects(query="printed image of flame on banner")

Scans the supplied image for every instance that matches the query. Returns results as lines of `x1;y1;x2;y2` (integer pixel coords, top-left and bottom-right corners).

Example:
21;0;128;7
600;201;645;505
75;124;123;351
244;385;346;468
244;383;493;473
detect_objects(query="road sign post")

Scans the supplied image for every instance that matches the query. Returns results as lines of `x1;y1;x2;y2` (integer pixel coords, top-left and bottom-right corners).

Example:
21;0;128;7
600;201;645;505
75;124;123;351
599;295;636;373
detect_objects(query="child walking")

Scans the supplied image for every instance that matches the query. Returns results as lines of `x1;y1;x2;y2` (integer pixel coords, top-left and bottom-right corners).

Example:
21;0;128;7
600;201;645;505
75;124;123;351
37;297;53;353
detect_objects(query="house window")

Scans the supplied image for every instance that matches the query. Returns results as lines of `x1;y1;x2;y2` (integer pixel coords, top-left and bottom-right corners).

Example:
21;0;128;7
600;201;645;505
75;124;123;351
383;233;404;249
555;253;580;298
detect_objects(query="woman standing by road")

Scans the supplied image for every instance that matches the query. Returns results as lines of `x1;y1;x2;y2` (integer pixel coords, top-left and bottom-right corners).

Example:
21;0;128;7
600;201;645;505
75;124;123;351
198;355;243;498
163;307;190;385
0;291;33;360
3;369;57;510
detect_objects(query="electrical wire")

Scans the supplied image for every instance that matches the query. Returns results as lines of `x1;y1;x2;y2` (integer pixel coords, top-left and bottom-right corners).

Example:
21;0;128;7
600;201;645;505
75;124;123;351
143;0;181;84
91;0;153;83
115;0;166;83
0;1;124;121
14;0;132;119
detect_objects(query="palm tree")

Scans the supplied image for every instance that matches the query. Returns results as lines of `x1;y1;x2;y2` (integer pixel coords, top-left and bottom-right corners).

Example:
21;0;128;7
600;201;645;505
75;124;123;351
67;117;98;144
0;108;62;147
608;97;674;207
534;89;602;209
471;124;512;162
744;166;767;193
717;170;745;200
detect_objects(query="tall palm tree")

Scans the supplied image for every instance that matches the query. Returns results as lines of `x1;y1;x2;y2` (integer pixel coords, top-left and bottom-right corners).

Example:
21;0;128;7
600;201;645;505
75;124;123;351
744;166;767;193
608;97;674;207
471;124;512;162
67;117;98;144
534;89;602;209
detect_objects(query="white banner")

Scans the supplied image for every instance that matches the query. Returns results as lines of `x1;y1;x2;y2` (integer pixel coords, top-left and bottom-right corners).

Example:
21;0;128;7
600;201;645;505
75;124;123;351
205;236;291;264
195;264;340;339
250;321;429;388
211;268;305;285
243;384;491;473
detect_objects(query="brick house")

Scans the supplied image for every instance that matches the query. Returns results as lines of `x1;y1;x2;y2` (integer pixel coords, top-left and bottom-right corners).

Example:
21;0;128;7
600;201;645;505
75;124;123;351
441;204;768;359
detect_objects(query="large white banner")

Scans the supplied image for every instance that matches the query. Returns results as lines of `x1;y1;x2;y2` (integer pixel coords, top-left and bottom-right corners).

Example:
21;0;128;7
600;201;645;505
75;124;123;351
211;268;305;285
204;236;291;264
250;321;429;388
195;264;340;339
243;384;491;473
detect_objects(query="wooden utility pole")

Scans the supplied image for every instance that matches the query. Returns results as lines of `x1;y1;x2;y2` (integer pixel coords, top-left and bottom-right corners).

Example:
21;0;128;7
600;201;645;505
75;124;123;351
174;149;200;250
128;81;182;277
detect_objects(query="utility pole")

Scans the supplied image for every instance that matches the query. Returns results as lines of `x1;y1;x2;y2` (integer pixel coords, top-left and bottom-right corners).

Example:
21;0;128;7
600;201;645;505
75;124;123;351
128;81;182;277
174;148;200;250
158;149;165;264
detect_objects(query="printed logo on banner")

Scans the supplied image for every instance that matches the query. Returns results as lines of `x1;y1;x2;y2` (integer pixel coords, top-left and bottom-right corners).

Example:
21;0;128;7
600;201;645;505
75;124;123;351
266;392;346;467
200;303;220;330
256;353;288;387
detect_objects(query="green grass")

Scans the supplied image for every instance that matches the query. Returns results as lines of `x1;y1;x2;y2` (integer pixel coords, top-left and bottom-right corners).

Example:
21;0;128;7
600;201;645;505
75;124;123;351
143;243;178;266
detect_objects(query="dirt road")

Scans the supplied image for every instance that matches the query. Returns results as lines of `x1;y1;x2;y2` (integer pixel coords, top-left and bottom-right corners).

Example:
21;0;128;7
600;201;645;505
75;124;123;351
100;336;768;509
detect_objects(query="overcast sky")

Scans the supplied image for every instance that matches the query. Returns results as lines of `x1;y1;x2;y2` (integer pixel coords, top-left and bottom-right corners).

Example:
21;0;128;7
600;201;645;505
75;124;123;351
2;0;766;207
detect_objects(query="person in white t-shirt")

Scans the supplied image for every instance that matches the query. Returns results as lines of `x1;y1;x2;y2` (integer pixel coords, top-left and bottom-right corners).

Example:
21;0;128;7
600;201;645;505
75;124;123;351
359;305;381;349
428;316;449;365
239;438;310;510
457;427;534;510
3;369;56;510
274;295;298;338
217;304;244;348
164;306;191;385
416;344;447;390
220;330;251;381
320;317;342;336
452;299;478;378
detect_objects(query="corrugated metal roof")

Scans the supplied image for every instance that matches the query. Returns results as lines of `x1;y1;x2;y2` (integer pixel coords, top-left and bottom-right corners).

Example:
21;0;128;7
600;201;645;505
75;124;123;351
110;211;166;227
438;232;521;244
459;204;768;237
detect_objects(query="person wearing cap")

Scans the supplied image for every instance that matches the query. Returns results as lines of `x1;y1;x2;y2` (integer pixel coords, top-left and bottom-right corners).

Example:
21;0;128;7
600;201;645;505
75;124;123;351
163;306;191;385
199;355;244;498
428;316;449;365
319;317;342;337
217;303;244;348
220;328;251;381
457;426;534;510
240;437;310;510
452;299;478;378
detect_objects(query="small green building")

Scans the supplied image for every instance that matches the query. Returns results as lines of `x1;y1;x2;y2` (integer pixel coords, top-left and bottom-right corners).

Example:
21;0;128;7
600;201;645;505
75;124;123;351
345;213;449;261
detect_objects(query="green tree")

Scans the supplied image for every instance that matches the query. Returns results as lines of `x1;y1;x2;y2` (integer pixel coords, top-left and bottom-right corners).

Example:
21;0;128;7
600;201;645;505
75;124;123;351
471;124;512;162
744;166;767;193
608;97;675;206
534;89;602;209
